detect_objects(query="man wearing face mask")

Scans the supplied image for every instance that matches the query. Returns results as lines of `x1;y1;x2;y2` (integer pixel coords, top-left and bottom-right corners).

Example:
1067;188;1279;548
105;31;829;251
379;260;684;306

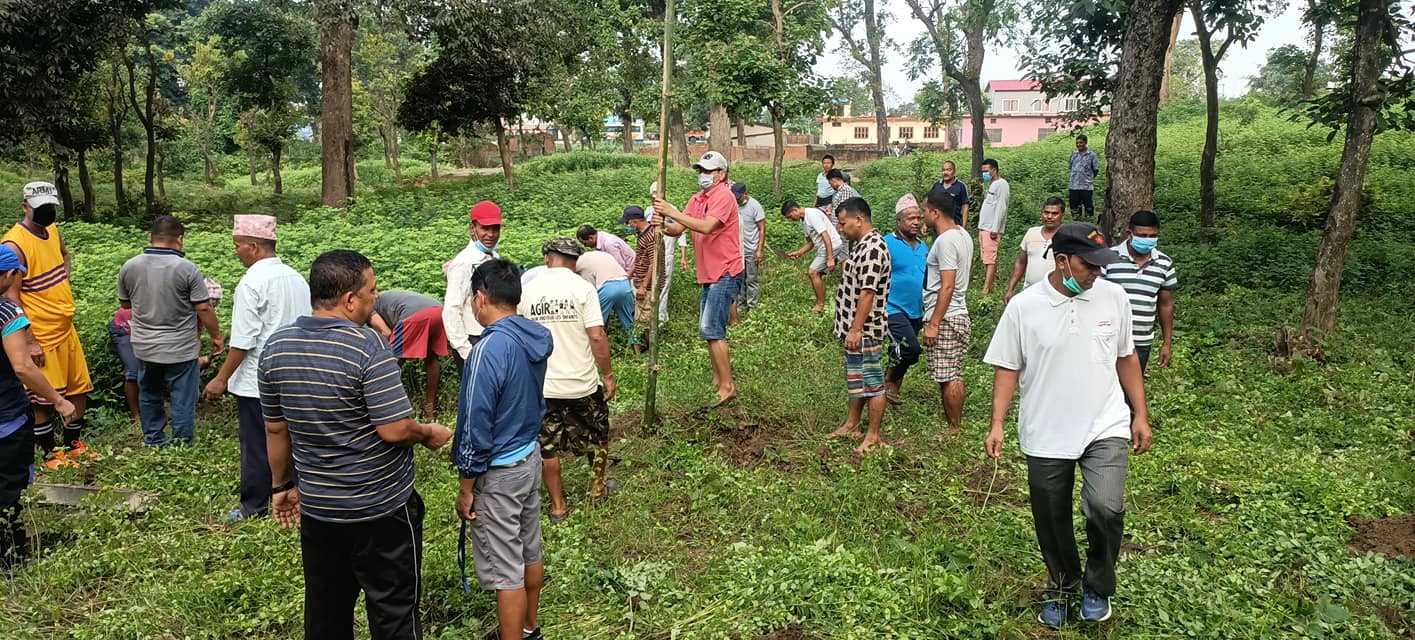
444;201;504;360
1;182;93;469
976;158;1010;295
984;222;1152;629
651;151;743;407
1102;211;1177;371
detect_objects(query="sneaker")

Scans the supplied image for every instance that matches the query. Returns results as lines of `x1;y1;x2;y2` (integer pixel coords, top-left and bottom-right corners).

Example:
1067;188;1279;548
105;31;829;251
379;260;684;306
523;629;543;640
1037;599;1067;629
1080;587;1112;622
65;440;100;461
41;450;78;471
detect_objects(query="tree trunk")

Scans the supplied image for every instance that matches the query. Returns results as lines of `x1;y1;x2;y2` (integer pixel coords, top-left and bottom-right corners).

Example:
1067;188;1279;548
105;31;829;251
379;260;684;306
271;145;284;194
561;127;573;152
1192;1;1220;241
669;106;690;168
156;146;166;200
124;40;160;217
864;0;889;152
770;106;785;198
52;152;74;222
319;1;357;207
1101;0;1184;241
1300;0;1384;338
391;128;403;179
429;138;439;180
108;73;127;215
962;81;986;177
1300;0;1324;100
620;106;635;154
709;103;731;152
1159;10;1184;105
203;99;218;184
380;127;393;169
78;149;94;221
736;115;746;146
248;148;259;186
495;120;515;188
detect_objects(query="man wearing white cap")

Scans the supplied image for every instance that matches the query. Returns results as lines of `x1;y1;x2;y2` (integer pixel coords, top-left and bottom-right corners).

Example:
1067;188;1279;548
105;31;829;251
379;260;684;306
203;213;311;521
444;201;503;360
652;151;743;406
1;182;93;469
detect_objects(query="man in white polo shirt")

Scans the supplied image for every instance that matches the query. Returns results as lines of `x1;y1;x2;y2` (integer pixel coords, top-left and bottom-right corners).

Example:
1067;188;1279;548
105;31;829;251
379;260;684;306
983;222;1152;630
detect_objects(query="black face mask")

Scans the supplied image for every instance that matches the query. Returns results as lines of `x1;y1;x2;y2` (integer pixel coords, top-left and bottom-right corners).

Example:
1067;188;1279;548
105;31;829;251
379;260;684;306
32;204;58;227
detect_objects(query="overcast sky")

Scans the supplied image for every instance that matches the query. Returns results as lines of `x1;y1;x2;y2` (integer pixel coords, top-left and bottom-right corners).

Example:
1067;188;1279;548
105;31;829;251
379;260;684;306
815;2;1307;106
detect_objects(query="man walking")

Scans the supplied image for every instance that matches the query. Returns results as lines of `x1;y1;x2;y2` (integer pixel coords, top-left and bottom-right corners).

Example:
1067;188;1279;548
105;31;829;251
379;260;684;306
983;222;1152;629
369;290;448;417
117;216;223;448
782;201;842;314
454;259;552;640
260;250;452;640
1004;197;1066;304
576;247;639;349
920;188;971;436
731;182;766;320
521;239;616;523
204;214;310;521
652;151;743;406
825;198;891;454
977;158;1010;295
577;225;636;273
931;160;971;227
882;194;929;406
2;182;92;468
815;155;837;208
1102;211;1178;371
1069;135;1100;219
445;201;503;360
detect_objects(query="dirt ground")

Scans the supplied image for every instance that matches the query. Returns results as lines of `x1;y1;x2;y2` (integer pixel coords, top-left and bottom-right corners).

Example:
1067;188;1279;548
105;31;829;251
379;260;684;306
1348;513;1415;559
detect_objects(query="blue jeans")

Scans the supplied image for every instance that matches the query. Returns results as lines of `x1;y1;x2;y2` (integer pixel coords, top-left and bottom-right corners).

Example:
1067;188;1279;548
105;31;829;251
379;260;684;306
137;359;200;447
698;272;743;341
598;279;639;344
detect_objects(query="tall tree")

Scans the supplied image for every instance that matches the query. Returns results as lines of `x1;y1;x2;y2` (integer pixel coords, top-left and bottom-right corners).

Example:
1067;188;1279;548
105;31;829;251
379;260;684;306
1248;44;1336;104
1189;0;1266;240
356;25;421;181
829;0;892;152
1301;0;1335;100
318;0;358;207
180;36;245;185
1160;9;1184;104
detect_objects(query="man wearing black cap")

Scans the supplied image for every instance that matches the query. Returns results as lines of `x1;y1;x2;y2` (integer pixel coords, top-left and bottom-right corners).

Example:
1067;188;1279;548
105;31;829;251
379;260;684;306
731;182;766;319
983;222;1152;629
622;206;659;350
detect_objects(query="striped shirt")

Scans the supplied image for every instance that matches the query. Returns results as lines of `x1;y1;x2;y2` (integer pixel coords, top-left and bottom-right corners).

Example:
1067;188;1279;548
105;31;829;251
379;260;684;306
258;315;416;523
1102;245;1178;346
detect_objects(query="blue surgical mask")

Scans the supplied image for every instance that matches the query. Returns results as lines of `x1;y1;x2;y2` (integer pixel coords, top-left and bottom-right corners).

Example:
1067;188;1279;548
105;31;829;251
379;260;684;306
1062;259;1084;294
697;173;716;190
474;240;499;254
1130;236;1158;254
981;171;992;182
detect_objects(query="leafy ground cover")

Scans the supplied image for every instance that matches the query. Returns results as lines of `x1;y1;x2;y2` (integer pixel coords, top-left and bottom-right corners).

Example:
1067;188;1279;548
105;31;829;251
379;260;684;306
2;105;1412;638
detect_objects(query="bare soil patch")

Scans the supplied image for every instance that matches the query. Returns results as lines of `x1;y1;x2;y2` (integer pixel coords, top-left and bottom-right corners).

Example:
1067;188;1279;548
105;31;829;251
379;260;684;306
680;404;795;470
960;460;1027;507
1348;514;1415;559
753;624;818;640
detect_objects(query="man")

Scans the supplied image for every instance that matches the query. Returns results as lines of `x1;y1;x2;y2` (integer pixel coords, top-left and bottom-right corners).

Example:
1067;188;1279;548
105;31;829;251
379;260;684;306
1102;210;1178;371
260;250;452;640
117;216;223;448
731;182;766;320
1069;135;1101;219
882;194;929;406
825;198;892;455
521;239;616;523
823;169;860;224
782;201;842;314
977;158;1010;295
369;290;448;417
623;206;663;341
920;187;971;436
577;225;636;273
575;247;639;349
454;259;551;640
1004;197;1066;304
815;155;838;208
445;201;504;360
984;222;1152;629
646;209;690;324
2;182;92;468
931;160;971;227
0;244;76;569
652;151;743;406
204;214;311;521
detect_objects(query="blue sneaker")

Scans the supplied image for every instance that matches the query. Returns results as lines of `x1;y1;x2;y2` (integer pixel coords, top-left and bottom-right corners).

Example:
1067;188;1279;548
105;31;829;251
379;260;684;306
1080;587;1112;622
1037;599;1067;628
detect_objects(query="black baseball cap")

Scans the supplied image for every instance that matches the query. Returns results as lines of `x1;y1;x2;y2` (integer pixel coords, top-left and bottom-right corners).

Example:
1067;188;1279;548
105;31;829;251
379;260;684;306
620;205;646;224
730;182;747;198
1048;222;1121;266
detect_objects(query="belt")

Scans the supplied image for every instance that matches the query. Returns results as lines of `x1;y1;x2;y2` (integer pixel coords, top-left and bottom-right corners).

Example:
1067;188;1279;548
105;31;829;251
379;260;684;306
488;448;536;470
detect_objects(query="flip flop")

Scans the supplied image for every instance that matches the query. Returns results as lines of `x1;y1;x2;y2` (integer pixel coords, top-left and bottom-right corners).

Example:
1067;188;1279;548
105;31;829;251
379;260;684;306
548;510;570;524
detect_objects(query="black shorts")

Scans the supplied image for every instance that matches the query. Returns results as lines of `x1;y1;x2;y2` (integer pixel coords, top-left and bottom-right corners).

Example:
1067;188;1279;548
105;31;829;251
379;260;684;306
0;417;34;507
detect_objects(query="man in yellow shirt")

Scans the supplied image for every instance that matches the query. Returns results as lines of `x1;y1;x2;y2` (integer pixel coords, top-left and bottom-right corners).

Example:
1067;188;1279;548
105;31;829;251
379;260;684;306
1;182;92;469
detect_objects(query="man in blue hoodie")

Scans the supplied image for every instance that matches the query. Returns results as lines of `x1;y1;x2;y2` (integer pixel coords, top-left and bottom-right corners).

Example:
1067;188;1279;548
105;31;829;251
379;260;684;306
453;258;553;640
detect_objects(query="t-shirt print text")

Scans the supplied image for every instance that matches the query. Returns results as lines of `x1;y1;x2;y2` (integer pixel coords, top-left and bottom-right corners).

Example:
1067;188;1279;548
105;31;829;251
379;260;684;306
523;297;580;323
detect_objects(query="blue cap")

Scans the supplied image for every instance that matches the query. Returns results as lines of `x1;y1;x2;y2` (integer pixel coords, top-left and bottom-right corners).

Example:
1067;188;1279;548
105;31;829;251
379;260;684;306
731;182;747;197
0;245;25;273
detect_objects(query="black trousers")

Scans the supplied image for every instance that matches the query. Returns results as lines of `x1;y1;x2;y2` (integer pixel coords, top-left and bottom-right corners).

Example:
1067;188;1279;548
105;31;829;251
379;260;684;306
301;491;426;640
1068;189;1095;219
0;419;33;569
1026;437;1129;598
236;396;271;518
885;313;924;383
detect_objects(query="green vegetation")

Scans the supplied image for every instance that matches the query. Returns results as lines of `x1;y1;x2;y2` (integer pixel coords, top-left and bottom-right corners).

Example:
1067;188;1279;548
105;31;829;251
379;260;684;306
1;105;1412;639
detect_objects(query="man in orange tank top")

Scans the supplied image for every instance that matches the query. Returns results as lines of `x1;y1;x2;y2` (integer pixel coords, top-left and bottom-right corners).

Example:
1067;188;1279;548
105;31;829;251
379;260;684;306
0;182;93;470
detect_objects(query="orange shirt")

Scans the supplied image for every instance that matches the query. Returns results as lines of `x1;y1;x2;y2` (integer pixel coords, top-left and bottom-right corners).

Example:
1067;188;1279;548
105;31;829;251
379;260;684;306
2;222;76;348
682;183;742;284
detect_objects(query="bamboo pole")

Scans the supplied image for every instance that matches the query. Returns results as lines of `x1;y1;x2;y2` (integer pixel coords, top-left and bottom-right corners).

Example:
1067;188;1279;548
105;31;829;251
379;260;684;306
643;0;675;432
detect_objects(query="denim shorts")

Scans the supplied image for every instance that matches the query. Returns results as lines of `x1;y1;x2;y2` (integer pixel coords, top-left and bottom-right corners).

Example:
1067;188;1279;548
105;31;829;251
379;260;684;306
698;272;743;341
109;321;139;382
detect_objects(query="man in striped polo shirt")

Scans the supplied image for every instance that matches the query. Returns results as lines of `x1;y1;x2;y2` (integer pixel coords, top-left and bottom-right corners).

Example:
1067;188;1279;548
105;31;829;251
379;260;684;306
1102;211;1178;371
259;250;452;640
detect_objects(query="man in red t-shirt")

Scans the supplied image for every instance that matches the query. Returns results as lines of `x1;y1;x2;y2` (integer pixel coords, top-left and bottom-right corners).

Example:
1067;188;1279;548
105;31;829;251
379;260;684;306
652;151;743;406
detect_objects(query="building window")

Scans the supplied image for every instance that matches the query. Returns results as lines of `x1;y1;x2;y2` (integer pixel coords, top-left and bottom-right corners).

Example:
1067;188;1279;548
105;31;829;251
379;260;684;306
1002;99;1018;112
1063;97;1079;111
1038;128;1055;140
1031;99;1042;112
854;127;869;139
923;126;940;139
986;128;1003;143
898;126;914;139
832;121;842;127
990;117;998;124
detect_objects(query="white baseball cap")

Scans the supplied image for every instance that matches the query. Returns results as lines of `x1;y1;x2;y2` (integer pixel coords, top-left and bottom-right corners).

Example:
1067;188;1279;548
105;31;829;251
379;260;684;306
692;151;729;172
23;182;59;208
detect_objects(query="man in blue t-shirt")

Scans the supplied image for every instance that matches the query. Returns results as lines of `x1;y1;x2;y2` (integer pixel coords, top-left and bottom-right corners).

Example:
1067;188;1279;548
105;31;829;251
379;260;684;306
931;160;970;227
882;194;930;405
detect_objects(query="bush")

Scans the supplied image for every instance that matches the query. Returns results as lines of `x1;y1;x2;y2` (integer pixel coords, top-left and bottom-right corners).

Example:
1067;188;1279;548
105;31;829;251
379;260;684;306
519;150;657;176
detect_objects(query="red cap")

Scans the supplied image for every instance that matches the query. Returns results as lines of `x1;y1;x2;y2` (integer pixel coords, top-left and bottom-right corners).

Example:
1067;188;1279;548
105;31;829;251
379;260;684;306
469;201;503;226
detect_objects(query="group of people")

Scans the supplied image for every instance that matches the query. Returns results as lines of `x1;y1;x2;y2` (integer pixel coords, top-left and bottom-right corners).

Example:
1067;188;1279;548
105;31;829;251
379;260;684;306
0;138;1179;636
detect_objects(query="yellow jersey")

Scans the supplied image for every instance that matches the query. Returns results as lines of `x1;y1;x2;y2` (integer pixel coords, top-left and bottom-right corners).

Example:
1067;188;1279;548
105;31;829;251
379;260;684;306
2;222;76;349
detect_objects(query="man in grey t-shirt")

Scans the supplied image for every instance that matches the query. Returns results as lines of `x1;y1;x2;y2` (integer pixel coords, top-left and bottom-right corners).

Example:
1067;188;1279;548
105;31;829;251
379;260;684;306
369;290;447;419
731;182;766;318
116;216;223;446
920;188;972;436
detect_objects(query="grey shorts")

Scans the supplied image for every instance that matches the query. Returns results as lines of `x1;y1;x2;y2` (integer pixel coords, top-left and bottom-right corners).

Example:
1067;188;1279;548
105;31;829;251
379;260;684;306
469;448;544;590
809;248;831;273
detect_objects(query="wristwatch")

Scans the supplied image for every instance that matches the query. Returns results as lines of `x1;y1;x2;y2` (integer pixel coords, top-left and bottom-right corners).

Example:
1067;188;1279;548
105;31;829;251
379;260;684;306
272;480;296;493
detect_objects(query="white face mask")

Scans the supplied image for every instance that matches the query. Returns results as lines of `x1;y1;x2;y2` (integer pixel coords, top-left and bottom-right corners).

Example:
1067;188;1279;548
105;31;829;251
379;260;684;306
697;172;715;190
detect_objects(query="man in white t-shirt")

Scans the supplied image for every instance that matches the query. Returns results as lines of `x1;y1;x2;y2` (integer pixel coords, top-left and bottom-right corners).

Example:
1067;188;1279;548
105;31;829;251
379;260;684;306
920;187;971;436
444;201;503;359
977;158;1011;295
1003;197;1065;304
983;222;1152;629
519;238;617;523
782;200;842;314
